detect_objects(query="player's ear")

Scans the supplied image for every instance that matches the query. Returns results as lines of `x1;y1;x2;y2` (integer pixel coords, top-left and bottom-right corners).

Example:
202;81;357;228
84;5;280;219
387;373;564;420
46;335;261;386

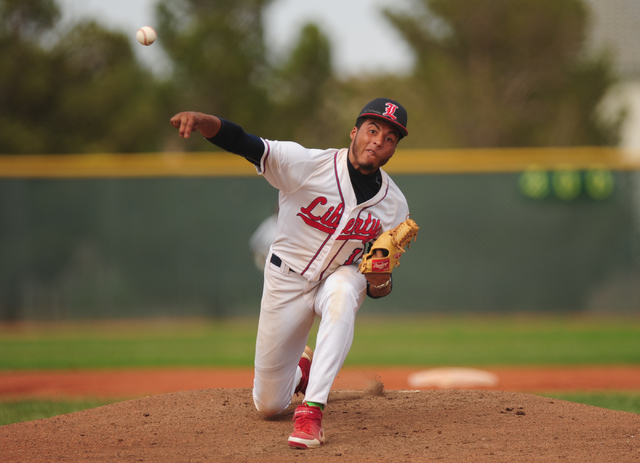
349;126;358;141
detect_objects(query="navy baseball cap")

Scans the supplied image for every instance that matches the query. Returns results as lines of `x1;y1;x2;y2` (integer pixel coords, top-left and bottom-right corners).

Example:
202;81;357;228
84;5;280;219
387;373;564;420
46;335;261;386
357;97;408;138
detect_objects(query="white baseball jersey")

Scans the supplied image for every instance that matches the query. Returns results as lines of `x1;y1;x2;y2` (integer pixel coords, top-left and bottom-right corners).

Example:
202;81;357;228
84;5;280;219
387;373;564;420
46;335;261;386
255;140;410;281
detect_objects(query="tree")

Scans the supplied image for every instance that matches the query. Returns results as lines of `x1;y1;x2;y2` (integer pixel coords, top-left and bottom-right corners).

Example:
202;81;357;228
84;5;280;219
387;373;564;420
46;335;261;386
49;21;167;153
0;0;60;153
0;0;168;154
268;23;341;147
383;0;621;148
0;0;59;39
156;0;275;149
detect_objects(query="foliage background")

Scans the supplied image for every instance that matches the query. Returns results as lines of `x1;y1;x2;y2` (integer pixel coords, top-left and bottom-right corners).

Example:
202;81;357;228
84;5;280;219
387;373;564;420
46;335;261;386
0;0;623;155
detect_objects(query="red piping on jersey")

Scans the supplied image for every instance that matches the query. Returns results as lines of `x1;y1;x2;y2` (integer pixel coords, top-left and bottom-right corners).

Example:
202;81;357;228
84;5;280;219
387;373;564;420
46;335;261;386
300;151;344;276
318;240;349;280
317;172;391;280
303;233;334;277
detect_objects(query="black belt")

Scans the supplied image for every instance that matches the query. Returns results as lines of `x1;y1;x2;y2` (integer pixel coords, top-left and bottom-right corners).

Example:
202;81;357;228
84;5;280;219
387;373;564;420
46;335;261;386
270;253;295;273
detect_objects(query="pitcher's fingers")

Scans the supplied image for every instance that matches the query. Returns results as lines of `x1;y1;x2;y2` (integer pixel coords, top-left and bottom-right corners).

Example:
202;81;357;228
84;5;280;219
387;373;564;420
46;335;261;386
170;113;195;138
181;118;196;138
170;113;185;129
179;115;197;138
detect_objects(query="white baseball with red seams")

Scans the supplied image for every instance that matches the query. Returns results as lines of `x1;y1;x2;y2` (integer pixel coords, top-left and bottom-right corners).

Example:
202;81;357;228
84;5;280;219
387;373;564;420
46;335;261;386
136;26;156;46
251;140;409;416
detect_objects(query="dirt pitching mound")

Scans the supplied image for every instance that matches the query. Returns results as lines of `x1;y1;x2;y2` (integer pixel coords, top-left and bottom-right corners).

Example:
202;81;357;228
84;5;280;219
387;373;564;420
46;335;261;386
1;386;639;462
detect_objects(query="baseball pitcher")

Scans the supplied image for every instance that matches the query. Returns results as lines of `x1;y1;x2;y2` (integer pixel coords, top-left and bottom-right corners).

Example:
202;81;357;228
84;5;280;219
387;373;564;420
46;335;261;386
170;97;418;449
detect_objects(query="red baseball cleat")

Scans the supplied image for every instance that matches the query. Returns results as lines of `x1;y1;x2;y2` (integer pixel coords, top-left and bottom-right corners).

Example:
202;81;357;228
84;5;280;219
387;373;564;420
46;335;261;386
288;403;325;449
294;346;313;396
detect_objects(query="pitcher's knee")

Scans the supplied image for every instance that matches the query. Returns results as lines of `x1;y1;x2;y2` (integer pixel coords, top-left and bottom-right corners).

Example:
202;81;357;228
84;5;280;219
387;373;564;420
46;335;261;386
252;365;299;417
253;394;288;418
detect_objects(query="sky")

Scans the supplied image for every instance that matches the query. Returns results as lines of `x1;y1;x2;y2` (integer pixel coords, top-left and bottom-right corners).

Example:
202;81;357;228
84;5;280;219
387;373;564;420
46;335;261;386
56;0;416;77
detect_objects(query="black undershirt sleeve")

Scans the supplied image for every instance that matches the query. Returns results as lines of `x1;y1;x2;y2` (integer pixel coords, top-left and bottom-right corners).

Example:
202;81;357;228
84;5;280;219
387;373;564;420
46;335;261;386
204;119;265;166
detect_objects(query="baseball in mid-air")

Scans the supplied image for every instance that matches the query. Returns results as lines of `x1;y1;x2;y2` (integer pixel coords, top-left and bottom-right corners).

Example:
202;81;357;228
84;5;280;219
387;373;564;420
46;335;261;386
136;26;157;46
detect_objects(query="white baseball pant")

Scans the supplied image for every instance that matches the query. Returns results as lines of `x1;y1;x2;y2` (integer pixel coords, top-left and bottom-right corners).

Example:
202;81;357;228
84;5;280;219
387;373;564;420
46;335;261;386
252;254;367;417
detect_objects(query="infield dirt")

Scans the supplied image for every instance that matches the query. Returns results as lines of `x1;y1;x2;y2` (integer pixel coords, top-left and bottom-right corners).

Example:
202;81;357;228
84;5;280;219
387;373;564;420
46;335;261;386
2;385;639;462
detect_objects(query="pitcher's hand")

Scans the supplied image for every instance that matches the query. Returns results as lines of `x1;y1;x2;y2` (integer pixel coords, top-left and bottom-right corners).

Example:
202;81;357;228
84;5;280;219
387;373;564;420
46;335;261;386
170;112;221;139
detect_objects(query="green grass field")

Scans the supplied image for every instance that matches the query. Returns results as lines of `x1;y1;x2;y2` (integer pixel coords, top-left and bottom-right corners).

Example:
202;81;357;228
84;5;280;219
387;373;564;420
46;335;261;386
2;315;640;369
0;399;118;426
1;315;639;426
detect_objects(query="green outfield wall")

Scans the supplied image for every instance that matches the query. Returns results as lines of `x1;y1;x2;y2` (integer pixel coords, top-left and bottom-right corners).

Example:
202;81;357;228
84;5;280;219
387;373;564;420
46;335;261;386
1;150;639;320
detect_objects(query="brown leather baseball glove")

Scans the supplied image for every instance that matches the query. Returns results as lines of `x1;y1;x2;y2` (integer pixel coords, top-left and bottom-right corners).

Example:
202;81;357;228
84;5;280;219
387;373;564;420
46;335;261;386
358;217;419;274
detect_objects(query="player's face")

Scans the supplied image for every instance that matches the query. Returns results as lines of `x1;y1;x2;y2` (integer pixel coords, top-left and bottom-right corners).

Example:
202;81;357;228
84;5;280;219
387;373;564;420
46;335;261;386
348;119;399;175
